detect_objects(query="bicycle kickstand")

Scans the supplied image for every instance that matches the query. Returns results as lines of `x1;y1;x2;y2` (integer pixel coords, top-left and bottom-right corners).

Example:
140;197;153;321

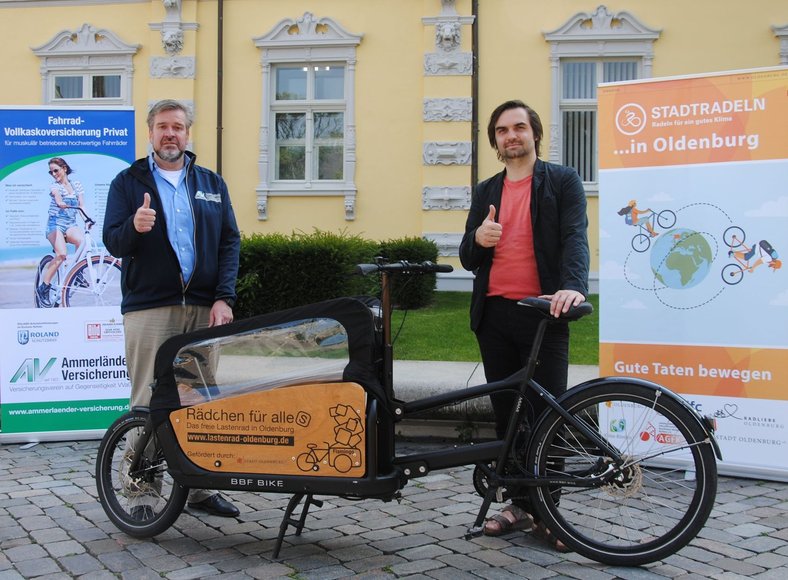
272;493;324;559
465;485;501;540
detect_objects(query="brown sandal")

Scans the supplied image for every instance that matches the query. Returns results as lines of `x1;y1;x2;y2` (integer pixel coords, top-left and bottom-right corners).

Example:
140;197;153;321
483;505;534;536
532;521;571;552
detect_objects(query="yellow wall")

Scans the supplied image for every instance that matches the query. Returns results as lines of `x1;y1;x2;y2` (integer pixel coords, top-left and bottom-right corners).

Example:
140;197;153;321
1;0;785;283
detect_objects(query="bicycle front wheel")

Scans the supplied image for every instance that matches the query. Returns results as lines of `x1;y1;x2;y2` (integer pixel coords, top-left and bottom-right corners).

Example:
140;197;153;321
62;255;122;307
527;382;717;566
96;411;188;538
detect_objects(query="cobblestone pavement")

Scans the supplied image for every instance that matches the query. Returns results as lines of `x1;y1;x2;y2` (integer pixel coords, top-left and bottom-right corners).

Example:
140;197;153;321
2;438;788;579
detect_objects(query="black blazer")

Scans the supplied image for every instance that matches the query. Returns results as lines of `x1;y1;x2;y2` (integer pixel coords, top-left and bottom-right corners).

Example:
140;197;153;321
459;158;590;331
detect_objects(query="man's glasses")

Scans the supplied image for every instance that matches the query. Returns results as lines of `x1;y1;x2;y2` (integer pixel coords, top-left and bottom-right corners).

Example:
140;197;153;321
48;168;61;175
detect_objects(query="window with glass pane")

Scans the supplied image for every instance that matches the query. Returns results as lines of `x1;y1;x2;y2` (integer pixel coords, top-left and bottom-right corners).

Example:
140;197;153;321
92;75;121;98
314;112;344;180
276;113;306;180
276;68;307;100
561;60;638;183
315;66;344;99
54;76;83;99
272;64;346;182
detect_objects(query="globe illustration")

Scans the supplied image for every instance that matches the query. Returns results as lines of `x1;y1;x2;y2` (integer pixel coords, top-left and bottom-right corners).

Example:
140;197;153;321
650;228;712;289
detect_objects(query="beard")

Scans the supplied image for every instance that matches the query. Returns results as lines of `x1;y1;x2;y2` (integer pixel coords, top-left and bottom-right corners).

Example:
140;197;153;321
497;143;530;162
155;144;185;163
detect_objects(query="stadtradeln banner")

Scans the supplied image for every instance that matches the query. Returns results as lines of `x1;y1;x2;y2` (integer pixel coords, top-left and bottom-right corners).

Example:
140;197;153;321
598;67;788;480
0;107;135;442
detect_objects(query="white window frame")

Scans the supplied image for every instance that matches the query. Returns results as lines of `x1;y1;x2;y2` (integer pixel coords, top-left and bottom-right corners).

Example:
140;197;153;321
544;6;660;195
271;64;346;183
32;23;139;107
254;13;362;221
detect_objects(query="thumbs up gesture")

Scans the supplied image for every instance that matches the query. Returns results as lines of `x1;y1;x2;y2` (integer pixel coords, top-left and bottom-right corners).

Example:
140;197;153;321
475;205;502;248
133;192;156;233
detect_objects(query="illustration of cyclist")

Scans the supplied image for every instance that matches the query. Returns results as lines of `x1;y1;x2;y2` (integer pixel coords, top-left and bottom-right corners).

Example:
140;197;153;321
728;239;781;273
617;199;658;237
37;157;85;307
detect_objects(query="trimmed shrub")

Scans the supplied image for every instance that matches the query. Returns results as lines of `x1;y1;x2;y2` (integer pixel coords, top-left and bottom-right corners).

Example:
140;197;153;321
235;232;442;318
377;236;440;310
235;230;378;318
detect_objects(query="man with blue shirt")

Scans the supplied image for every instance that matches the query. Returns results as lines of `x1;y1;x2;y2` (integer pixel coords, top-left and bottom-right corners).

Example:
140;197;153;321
104;99;241;519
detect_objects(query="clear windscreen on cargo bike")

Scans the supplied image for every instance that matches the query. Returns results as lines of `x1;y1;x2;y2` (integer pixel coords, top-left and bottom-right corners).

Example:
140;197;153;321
149;297;384;477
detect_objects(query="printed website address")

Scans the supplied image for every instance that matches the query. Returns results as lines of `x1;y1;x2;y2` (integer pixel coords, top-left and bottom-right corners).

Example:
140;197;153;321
7;404;128;416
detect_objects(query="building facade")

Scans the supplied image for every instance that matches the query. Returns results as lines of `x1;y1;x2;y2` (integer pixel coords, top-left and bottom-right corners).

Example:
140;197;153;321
2;0;787;289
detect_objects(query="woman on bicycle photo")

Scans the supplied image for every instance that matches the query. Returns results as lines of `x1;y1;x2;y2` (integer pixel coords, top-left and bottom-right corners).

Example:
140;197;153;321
37;157;85;307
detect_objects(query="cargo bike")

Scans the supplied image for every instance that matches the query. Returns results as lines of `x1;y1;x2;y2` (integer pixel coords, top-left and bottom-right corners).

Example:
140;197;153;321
96;260;720;566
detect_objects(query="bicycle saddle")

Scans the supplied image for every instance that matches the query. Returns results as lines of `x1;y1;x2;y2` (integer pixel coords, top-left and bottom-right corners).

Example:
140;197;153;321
517;296;593;322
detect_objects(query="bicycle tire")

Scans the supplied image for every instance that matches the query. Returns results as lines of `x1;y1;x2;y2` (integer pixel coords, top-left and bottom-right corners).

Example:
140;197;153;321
527;381;717;566
296;452;319;472
62;255;122;307
631;233;651;253
721;263;745;285
96;411;188;538
723;226;745;248
657;210;677;229
34;255;60;307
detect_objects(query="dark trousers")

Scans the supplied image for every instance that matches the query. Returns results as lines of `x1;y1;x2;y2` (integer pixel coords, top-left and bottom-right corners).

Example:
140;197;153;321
475;296;569;513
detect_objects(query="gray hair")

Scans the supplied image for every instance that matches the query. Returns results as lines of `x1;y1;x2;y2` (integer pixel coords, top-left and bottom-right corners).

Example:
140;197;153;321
147;99;193;130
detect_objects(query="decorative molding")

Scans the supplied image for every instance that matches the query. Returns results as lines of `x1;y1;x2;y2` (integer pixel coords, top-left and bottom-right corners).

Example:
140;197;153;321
424;98;472;122
253;13;362;221
422;1;474;77
544;4;661;45
423;142;471;165
150;56;195;78
253;11;363;48
31;23;139;105
774;24;788;65
423;186;471;210
424;50;472;76
344;194;356;221
424;232;462;257
32;22;139;56
543;5;660;165
254;188;357;221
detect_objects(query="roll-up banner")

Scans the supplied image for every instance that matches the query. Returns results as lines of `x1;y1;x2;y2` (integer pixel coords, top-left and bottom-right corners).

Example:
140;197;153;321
598;67;788;481
0;107;135;443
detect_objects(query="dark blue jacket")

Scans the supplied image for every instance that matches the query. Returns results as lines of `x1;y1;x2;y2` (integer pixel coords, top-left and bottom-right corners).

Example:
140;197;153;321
459;158;589;331
103;153;240;314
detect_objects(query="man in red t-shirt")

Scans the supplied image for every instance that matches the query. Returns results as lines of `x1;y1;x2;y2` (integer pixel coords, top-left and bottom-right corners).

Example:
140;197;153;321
460;100;589;551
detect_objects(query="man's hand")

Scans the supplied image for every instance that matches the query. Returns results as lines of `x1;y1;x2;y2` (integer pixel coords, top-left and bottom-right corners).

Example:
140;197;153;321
475;205;502;248
539;290;585;318
133;192;156;233
209;300;233;327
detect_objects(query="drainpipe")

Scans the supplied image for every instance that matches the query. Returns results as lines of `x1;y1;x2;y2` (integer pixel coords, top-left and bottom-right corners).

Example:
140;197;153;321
471;0;479;188
216;0;224;173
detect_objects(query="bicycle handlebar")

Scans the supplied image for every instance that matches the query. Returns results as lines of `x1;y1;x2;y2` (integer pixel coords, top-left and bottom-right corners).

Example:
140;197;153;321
64;206;96;228
354;260;454;276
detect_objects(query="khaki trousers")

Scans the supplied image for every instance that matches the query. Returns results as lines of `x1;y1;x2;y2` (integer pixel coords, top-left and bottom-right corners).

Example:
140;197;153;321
124;304;213;503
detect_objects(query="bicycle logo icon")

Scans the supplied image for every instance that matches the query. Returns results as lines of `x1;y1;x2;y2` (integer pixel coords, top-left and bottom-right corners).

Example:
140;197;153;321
615;103;647;136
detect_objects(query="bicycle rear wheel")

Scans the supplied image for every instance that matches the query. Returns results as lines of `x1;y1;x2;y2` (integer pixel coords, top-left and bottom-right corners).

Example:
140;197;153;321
62;255;122;307
527;382;717;566
96;411;187;537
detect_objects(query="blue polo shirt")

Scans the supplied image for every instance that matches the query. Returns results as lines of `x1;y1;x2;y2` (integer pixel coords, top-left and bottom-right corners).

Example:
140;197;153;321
149;154;195;284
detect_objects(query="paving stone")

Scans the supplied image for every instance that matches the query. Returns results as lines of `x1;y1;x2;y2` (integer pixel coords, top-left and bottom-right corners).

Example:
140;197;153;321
58;553;104;576
1;439;787;580
12;558;62;577
3;544;49;563
164;564;221;579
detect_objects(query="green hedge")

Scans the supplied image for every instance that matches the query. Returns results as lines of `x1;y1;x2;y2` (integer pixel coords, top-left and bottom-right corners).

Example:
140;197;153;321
234;231;441;318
